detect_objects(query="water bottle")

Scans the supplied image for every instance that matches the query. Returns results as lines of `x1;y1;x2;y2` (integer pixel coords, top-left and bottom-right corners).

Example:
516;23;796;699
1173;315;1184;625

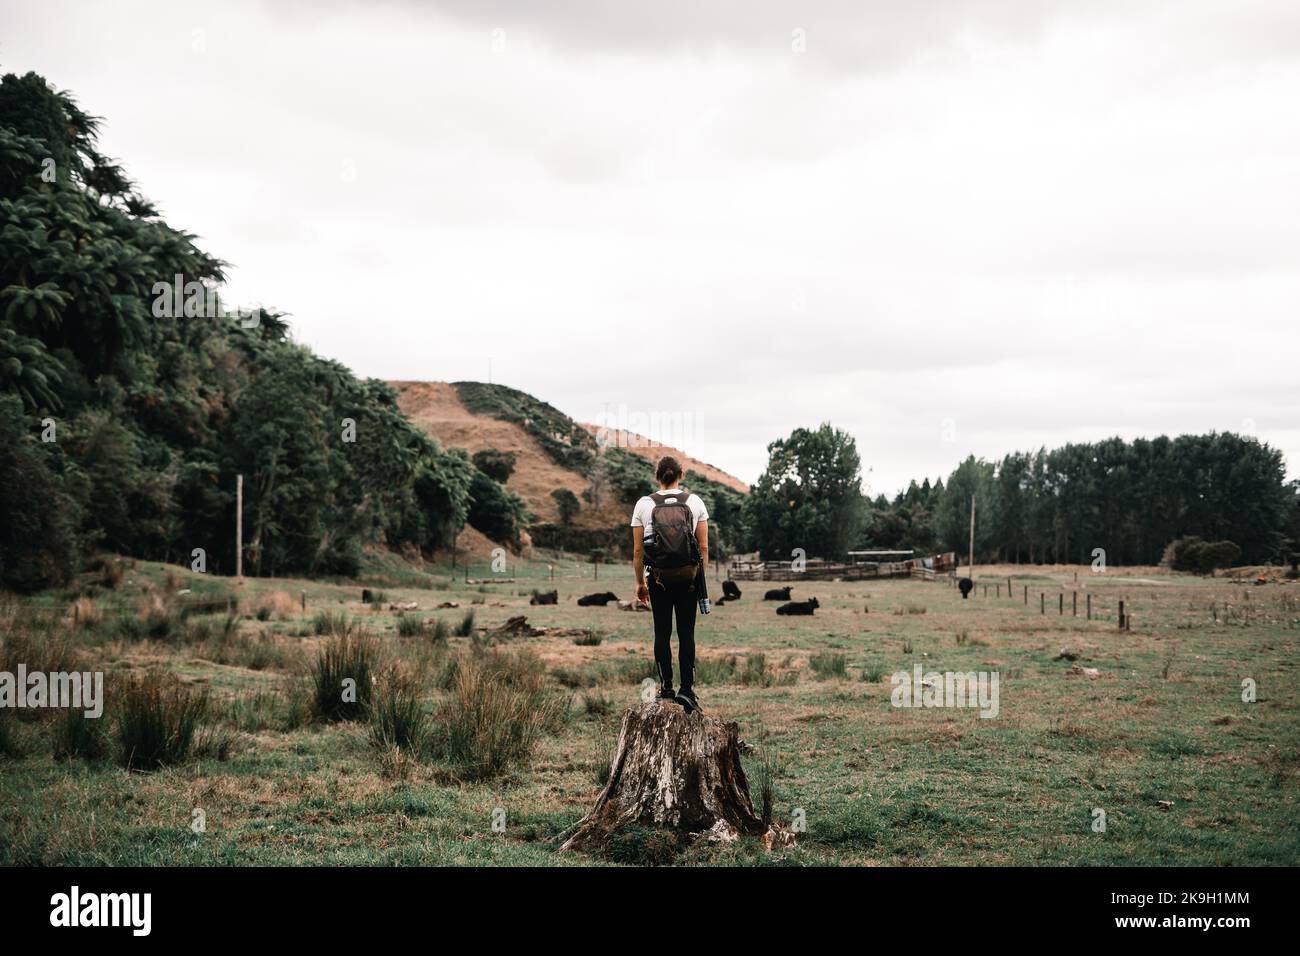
699;596;711;615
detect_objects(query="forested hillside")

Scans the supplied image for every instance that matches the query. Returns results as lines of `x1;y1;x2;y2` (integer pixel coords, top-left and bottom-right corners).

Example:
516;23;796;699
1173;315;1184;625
0;70;476;589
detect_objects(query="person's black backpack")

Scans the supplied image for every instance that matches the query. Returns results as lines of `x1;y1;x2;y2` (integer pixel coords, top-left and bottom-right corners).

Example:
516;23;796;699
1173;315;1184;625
643;490;700;585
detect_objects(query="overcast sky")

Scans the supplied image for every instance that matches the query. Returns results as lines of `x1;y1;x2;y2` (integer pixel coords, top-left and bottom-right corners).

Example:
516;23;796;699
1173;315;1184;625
4;0;1298;493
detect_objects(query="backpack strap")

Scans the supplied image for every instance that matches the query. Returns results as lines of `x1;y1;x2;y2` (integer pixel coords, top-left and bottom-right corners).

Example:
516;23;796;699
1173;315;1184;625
650;489;689;505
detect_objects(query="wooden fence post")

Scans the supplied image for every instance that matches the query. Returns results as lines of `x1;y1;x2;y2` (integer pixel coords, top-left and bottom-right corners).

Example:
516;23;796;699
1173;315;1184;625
1040;593;1045;614
1059;593;1064;615
1087;592;1092;620
1073;591;1077;616
1118;599;1126;630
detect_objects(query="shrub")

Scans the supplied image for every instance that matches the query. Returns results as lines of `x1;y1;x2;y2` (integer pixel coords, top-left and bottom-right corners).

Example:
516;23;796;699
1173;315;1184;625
312;632;378;722
114;671;209;770
431;649;568;779
810;651;848;680
430;618;450;642
455;610;476;637
573;630;603;647
472;449;517;483
551;488;581;526
1163;536;1242;574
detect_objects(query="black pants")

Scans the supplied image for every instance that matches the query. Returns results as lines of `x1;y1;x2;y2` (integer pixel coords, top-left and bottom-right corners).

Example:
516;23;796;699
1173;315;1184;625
648;574;697;691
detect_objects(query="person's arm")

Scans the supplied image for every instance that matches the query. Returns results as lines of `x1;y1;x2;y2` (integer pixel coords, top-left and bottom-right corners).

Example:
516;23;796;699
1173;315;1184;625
695;521;709;577
632;527;649;606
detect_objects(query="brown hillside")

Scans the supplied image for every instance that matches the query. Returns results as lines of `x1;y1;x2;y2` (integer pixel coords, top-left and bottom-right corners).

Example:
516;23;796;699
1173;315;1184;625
581;424;749;493
391;381;624;530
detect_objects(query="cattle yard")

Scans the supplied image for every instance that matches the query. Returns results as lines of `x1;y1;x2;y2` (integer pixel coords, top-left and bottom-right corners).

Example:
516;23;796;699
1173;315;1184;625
1;557;1297;866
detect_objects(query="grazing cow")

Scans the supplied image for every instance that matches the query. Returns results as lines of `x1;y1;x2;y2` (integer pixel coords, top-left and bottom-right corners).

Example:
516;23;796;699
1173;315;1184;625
763;586;793;601
530;590;559;606
722;580;742;600
776;597;820;615
577;591;619;607
958;578;974;600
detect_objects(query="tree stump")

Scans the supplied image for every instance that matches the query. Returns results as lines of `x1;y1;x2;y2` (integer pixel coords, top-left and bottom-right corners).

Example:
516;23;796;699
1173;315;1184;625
560;700;791;853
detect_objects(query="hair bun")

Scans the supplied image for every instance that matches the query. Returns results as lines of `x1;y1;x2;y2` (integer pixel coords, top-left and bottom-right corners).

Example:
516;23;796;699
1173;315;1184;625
655;455;683;484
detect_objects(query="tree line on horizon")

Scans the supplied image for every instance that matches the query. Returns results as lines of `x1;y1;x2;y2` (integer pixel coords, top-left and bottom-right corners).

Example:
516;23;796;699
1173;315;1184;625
740;425;1299;569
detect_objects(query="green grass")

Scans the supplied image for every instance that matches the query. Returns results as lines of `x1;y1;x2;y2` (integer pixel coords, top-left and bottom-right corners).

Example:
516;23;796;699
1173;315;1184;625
2;557;1297;866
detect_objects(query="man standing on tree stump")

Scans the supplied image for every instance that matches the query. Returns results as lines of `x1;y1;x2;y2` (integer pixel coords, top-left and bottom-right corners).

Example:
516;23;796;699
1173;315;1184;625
632;455;709;713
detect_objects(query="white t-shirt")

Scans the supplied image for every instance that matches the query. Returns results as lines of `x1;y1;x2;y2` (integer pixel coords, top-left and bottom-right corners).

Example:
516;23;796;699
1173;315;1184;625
630;489;708;535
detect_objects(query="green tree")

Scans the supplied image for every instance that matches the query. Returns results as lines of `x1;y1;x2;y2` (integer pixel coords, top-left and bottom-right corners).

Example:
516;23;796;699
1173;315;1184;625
745;424;865;559
551;488;580;526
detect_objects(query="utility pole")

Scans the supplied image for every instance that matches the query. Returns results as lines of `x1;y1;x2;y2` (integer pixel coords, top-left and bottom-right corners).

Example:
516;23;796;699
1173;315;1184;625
235;474;244;579
967;494;976;582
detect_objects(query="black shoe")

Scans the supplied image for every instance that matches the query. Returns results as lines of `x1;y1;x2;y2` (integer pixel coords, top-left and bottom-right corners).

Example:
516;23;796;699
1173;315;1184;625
658;686;676;700
675;688;699;714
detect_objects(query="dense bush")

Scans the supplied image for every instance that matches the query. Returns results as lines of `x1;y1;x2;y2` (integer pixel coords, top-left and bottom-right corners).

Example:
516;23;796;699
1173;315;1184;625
1163;536;1243;574
471;449;516;483
467;467;530;545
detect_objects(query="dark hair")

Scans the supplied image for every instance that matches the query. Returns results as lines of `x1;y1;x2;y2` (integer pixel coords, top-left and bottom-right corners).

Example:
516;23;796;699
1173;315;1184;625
655;455;683;486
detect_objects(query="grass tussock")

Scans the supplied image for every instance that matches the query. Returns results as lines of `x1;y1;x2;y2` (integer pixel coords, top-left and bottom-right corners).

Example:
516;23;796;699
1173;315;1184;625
312;632;378;722
313;609;352;636
395;613;425;638
370;668;428;753
114;670;209;771
431;649;568;779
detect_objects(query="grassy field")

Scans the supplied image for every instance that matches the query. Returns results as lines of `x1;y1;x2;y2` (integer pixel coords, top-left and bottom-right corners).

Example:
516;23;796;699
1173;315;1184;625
2;554;1298;866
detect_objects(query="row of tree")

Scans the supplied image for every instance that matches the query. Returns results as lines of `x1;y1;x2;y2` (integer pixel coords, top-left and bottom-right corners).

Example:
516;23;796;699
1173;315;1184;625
740;426;1298;568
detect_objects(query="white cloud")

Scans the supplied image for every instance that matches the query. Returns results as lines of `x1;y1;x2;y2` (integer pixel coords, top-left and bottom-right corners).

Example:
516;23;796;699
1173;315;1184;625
4;0;1298;492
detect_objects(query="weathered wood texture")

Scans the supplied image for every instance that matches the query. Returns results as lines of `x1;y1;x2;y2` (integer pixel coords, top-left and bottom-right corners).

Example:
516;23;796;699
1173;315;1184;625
561;701;787;853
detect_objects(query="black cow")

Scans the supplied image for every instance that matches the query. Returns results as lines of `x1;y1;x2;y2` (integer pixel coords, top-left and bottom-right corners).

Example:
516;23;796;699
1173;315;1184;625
722;580;742;600
577;591;619;607
361;589;375;604
529;590;559;606
764;586;793;601
958;578;974;600
776;597;819;615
